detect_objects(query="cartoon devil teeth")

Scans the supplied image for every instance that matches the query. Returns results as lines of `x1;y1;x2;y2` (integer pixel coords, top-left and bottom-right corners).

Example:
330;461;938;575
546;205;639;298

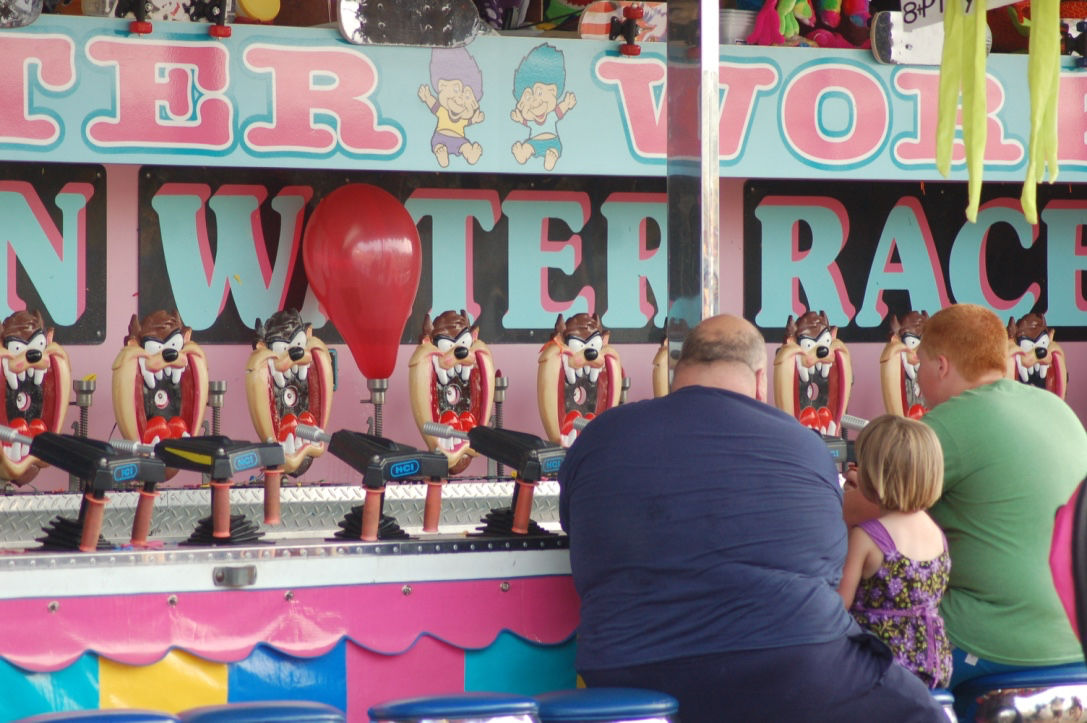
245;309;334;476
409;310;495;475
1007;313;1068;398
112;310;208;455
773;310;852;436
537;313;623;447
880;310;928;419
0;310;71;485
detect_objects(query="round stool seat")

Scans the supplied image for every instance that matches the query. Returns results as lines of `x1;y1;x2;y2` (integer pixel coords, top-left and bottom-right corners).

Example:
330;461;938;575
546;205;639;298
368;692;540;722
952;662;1087;721
535;688;679;722
177;701;344;722
17;711;180;722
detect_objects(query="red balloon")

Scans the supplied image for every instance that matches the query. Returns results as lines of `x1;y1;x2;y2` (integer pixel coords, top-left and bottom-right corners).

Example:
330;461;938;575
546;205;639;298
302;184;422;380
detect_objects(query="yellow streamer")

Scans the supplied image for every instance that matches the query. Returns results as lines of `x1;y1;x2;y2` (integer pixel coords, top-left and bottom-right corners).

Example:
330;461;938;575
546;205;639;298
937;0;1061;225
1020;0;1061;224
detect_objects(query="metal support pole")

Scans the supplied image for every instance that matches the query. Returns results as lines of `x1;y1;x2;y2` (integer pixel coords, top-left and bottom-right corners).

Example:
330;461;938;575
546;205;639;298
667;0;720;357
69;378;96;492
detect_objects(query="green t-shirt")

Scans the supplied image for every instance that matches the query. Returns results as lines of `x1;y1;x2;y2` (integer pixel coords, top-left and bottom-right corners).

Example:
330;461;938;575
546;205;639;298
924;378;1087;665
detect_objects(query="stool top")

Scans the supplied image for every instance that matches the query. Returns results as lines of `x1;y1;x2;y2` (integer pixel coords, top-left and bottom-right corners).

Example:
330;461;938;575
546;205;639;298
953;661;1087;697
17;711;180;723
368;692;539;720
178;701;344;723
535;688;679;721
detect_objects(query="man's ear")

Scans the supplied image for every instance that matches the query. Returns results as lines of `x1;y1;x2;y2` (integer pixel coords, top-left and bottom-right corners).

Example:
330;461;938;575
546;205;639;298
754;367;767;403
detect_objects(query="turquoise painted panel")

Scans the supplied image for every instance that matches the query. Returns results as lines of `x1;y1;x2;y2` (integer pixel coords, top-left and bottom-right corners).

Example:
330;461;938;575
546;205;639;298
228;642;347;712
464;633;577;696
0;653;97;722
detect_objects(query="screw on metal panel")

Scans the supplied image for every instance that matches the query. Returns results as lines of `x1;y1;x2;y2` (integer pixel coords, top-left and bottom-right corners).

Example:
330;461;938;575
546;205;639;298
401;585;412;596
500;582;511;592
284;590;294;601
167;595;178;606
47;601;59;613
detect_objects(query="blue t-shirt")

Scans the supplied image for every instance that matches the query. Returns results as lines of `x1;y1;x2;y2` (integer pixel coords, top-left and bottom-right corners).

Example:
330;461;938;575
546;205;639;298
558;385;853;671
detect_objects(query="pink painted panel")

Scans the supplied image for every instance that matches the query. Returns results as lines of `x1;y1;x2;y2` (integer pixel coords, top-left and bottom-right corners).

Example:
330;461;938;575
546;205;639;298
346;636;465;723
0;576;578;672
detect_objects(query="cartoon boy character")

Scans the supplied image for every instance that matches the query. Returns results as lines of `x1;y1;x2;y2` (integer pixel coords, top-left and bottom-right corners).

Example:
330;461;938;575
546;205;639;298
511;43;576;172
418;47;485;168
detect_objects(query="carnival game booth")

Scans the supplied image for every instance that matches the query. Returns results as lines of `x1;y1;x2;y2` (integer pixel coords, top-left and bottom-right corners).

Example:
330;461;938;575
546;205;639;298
0;3;1086;720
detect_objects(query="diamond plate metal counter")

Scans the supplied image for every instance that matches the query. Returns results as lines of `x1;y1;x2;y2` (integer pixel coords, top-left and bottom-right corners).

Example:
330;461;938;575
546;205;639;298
0;479;561;548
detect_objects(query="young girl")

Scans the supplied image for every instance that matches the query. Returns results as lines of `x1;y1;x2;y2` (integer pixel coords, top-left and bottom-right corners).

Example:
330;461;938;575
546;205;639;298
838;414;952;689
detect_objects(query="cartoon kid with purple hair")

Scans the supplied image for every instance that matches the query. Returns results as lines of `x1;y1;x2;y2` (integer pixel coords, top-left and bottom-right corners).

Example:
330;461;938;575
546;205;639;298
510;43;576;172
418;47;485;168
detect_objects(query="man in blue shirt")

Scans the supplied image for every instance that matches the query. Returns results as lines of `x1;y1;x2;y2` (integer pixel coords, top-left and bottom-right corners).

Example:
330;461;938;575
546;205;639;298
559;314;944;722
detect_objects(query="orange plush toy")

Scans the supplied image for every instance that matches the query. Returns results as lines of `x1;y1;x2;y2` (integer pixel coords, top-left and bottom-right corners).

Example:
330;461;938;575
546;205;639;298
773;310;852;436
880;311;929;419
408;310;496;475
537;313;622;447
1007;312;1068;398
0;310;71;485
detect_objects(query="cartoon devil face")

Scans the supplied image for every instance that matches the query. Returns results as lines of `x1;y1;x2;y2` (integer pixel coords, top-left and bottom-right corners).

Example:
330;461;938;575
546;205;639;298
1008;313;1067;398
772;310;851;435
879;310;928;418
245;309;333;476
0;310;70;485
537;312;622;447
112;310;208;445
409;310;495;474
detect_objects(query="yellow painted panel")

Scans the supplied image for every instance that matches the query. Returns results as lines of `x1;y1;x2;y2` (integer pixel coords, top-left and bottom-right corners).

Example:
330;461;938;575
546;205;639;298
99;650;228;713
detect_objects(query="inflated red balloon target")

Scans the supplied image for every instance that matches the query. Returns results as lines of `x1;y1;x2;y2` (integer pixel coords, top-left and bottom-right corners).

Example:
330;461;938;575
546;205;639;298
302;184;422;380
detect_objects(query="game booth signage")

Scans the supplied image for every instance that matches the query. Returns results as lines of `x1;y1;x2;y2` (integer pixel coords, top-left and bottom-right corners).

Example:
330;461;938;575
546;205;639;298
2;11;1087;722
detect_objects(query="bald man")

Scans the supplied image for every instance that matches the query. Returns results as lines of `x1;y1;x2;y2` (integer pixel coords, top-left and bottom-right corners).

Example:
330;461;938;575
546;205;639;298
559;315;943;722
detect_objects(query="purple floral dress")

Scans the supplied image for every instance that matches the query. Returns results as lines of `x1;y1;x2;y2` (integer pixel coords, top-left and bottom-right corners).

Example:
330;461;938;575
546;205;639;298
849;518;952;689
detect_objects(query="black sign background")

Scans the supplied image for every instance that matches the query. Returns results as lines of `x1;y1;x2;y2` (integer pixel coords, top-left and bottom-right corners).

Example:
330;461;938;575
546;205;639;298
138;167;666;345
744;180;1086;343
2;162;108;345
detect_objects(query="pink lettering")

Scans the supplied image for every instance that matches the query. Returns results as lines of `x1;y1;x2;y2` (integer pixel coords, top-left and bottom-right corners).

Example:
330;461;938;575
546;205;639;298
244;45;400;154
719;62;778;161
85;39;231;149
894;70;1021;166
1057;73;1087;167
0;35;74;144
594;57;667;159
781;64;886;165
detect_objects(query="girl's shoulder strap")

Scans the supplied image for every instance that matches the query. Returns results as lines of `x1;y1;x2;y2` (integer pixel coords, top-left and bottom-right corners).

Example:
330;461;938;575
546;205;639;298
857;518;897;555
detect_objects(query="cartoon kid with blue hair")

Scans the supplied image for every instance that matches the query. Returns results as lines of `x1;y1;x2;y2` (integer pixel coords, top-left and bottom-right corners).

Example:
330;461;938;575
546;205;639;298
419;47;485;167
510;43;576;172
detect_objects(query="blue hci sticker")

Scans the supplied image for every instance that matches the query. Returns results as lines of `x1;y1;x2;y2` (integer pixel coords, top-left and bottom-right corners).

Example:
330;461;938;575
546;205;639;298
113;463;138;482
390;459;421;478
232;451;260;472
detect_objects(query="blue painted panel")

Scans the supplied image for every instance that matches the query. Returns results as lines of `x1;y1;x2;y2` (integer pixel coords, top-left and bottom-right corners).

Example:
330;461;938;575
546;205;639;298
0;654;98;722
227;642;346;712
464;633;577;696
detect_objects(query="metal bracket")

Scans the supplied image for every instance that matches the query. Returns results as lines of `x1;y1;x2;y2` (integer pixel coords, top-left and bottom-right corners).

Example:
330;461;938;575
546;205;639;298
212;564;257;588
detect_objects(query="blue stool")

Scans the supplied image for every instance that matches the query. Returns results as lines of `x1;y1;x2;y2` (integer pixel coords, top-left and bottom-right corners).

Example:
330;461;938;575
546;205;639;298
930;689;956;722
177;701;345;722
535;688;678;722
368;692;540;722
952;662;1087;722
16;712;179;722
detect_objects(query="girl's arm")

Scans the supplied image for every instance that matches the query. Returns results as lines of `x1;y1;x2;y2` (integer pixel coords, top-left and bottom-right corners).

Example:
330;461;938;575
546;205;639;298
838;525;878;609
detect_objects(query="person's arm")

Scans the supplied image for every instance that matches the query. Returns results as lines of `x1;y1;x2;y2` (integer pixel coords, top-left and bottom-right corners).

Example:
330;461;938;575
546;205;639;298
838;525;877;608
841;466;880;527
